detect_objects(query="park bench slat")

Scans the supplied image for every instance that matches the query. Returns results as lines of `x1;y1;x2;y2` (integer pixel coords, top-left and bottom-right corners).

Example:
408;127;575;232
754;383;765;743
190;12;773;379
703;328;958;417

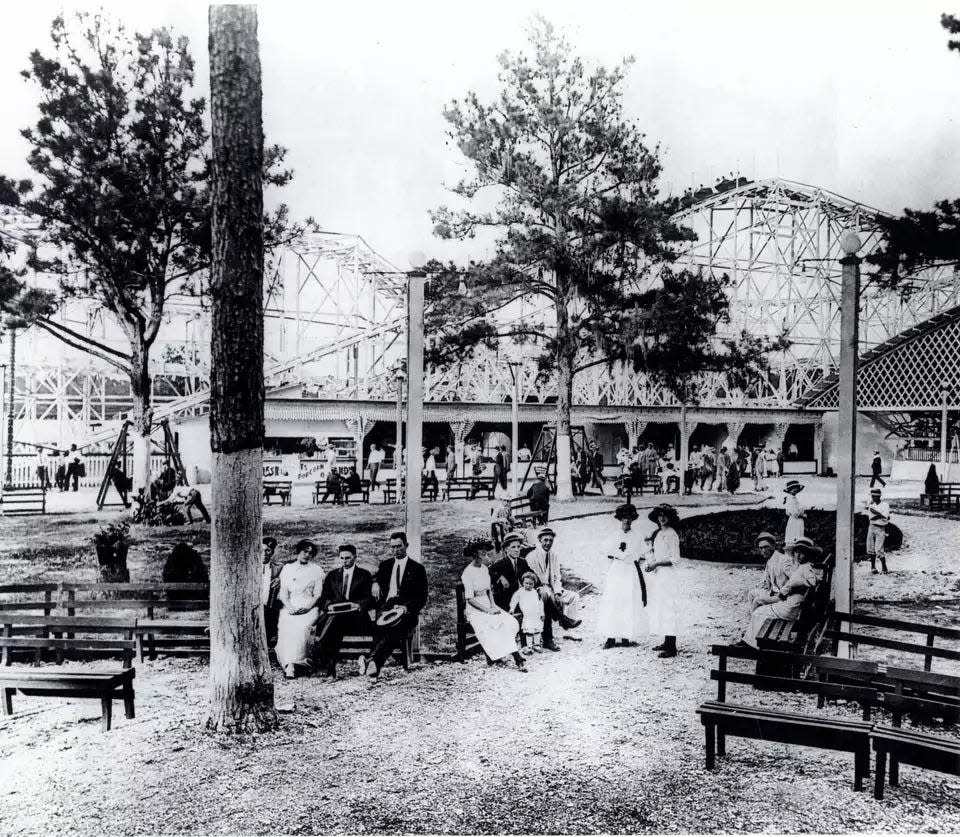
0;615;138;628
832;610;960;640
0;601;58;612
63;583;209;593
827;630;960;662
871;724;960;799
65;599;209;610
885;666;960;693
0;583;60;594
0;668;134;731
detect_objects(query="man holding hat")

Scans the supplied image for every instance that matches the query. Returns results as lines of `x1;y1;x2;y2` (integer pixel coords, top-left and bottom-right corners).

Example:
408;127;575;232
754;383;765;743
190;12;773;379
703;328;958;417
489;532;533;612
865;488;891;574
524;527;581;651
747;532;797;612
314;544;375;678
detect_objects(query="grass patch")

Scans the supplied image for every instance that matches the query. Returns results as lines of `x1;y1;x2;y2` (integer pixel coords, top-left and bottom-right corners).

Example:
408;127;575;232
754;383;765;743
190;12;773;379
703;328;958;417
682;508;903;563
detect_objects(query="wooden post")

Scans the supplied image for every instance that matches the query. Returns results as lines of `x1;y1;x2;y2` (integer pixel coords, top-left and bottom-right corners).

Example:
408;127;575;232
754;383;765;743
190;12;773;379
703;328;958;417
406;272;426;558
835;232;861;658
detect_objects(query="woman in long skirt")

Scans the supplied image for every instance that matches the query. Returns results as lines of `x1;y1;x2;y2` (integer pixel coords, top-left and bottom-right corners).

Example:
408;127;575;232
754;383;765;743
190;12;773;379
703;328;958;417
460;536;527;671
783;480;806;543
276;539;325;678
644;503;682;658
598;503;649;648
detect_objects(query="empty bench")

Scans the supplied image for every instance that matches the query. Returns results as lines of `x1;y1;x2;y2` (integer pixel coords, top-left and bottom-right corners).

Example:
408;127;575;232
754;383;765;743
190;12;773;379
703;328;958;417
0;615;137;668
0;485;47;516
446;476;495;500
919;482;960;511
0;667;135;732
872;725;960;799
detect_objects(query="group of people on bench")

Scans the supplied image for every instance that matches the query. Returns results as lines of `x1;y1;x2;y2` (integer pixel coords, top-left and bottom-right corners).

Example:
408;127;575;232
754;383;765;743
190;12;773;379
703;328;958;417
319;466;364;505
261;532;427;680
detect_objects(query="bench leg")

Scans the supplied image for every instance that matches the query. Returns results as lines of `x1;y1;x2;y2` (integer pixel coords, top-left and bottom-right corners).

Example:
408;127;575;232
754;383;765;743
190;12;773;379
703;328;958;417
854;747;868;792
123;683;135;720
889;755;899;788
101;697;113;732
704;723;716;769
2;688;13;716
874;751;887;800
136;634;144;664
717;730;726;758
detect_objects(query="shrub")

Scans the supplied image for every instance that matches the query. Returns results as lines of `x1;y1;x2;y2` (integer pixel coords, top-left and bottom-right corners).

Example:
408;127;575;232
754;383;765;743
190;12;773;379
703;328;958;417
681;508;903;563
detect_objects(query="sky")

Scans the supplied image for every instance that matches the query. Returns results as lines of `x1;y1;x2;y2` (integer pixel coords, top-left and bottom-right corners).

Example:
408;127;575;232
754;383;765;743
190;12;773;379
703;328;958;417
2;0;960;268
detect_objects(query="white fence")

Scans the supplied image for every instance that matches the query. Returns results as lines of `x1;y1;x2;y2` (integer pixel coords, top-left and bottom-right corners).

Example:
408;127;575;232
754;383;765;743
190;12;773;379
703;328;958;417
4;454;170;489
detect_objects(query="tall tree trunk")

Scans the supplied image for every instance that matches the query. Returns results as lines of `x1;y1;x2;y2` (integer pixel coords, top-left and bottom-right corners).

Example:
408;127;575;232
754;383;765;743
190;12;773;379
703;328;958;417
206;3;276;734
554;281;574;501
5;328;15;487
128;341;153;494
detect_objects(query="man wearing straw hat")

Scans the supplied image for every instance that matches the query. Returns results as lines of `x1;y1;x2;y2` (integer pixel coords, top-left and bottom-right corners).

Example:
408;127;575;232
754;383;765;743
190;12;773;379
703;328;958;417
865;488;891;574
524;527;581;651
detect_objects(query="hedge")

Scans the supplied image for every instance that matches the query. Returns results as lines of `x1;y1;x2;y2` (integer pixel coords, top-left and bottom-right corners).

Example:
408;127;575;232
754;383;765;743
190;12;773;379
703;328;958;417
681;508;903;564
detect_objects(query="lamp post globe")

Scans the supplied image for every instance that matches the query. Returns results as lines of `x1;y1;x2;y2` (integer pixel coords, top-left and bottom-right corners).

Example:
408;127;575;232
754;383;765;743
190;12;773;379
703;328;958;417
840;231;862;257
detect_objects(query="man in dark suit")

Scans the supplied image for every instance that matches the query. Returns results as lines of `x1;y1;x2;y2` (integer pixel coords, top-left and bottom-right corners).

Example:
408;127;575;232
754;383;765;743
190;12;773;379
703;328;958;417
489;532;532;612
363;531;428;680
526;474;551;524
314;543;375;678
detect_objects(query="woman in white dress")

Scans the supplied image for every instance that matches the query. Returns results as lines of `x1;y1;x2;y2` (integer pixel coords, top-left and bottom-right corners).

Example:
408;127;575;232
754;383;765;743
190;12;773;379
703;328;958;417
460;537;527;671
276;539;325;679
644;503;682;658
598;504;649;649
783;480;806;544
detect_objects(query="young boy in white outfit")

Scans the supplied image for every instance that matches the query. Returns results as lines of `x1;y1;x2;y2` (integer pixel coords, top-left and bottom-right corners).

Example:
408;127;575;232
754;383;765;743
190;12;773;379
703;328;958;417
509;572;545;653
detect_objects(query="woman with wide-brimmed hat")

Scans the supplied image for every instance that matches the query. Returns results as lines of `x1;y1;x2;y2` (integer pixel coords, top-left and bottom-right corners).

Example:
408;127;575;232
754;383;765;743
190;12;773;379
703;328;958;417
644;503;683;658
276;539;324;678
460;536;527;671
783;480;806;543
741;536;823;647
598;504;649;649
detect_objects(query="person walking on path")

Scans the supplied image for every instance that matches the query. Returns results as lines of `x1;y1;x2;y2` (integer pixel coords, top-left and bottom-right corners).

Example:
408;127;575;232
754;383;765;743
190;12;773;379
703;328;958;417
870;451;886;488
783;480;806;543
597;504;648;649
865;488;891;574
644;503;682;658
366;442;385;489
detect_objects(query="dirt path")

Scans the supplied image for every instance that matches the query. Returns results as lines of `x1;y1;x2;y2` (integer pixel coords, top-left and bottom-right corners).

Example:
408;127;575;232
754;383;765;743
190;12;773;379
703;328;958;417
1;513;958;835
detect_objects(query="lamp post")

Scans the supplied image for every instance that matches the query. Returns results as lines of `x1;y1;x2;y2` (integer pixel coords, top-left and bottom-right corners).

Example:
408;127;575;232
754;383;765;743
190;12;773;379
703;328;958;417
940;380;952;481
835;230;862;658
405;253;427;559
506;360;521;495
0;362;6;489
393;366;405;505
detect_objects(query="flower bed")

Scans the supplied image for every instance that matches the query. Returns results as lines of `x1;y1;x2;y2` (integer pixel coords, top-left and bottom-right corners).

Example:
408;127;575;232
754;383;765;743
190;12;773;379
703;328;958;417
681;508;903;563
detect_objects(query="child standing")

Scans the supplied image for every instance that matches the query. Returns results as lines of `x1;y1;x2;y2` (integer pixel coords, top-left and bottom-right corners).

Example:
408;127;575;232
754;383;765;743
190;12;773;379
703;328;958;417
509;572;545;653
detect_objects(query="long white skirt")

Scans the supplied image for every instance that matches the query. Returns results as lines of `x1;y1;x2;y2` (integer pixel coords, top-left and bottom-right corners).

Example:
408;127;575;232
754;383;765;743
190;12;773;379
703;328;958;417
276;607;318;667
785;516;804;544
597;560;648;640
645;566;680;636
465;605;519;660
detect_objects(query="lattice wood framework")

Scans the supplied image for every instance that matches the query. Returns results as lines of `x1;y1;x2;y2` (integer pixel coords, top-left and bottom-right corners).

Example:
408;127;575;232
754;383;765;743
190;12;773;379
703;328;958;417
801;305;960;411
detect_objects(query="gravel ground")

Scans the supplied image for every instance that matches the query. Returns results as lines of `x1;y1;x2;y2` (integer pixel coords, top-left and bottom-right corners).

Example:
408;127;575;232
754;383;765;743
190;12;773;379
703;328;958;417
0;498;958;834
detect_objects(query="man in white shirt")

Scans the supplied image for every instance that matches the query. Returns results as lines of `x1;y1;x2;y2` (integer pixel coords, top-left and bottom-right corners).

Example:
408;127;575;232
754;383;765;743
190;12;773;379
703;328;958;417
865;488;891;574
367;443;385;489
524;527;581;651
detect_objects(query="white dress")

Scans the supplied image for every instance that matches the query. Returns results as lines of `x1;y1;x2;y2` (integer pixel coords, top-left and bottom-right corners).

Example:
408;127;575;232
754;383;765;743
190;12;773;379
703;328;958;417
276;561;324;668
461;563;520;660
784;493;805;543
597;528;649;640
645;526;682;636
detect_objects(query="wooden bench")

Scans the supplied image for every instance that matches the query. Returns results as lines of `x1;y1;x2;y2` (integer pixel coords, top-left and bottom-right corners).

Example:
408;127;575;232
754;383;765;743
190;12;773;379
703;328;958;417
313;479;370;505
445;476;495;500
872;725;960;799
382;478;399;504
455;582;483;663
919;482;960;511
263;478;292;506
699;650;879;790
827;611;960;672
0;668;135;732
0;615;137;668
508;496;547;528
135;620;209;662
0;484;47;516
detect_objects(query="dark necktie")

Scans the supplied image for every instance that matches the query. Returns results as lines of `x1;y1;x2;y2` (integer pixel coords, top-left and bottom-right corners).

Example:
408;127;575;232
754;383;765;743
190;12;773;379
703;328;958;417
341;571;349;599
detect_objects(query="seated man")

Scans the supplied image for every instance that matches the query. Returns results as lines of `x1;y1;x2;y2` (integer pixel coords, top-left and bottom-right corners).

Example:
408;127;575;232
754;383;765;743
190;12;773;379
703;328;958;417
363;531;428;680
489;532;532;613
320;469;343;505
314;543;375;677
526;474;550;524
747;531;796;611
342;466;363;502
523;527;581;651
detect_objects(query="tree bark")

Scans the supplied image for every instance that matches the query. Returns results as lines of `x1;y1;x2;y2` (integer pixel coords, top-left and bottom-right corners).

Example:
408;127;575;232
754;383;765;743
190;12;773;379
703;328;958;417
554;279;574;502
128;341;153;494
206;4;276;734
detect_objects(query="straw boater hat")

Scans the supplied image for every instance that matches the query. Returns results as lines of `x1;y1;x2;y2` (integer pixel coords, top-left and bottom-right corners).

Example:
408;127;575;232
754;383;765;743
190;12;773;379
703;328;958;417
502;532;525;548
755;531;777;547
648;503;680;529
538;527;556;539
785;536;823;557
614;503;639;521
870;487;882;496
784;480;805;494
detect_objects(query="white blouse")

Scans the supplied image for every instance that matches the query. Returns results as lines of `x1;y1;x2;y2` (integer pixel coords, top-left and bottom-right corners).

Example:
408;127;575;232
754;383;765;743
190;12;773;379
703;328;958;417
461;562;494;599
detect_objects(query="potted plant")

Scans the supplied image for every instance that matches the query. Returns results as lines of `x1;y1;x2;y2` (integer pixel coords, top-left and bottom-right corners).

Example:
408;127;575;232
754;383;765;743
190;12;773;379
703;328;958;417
93;520;131;584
